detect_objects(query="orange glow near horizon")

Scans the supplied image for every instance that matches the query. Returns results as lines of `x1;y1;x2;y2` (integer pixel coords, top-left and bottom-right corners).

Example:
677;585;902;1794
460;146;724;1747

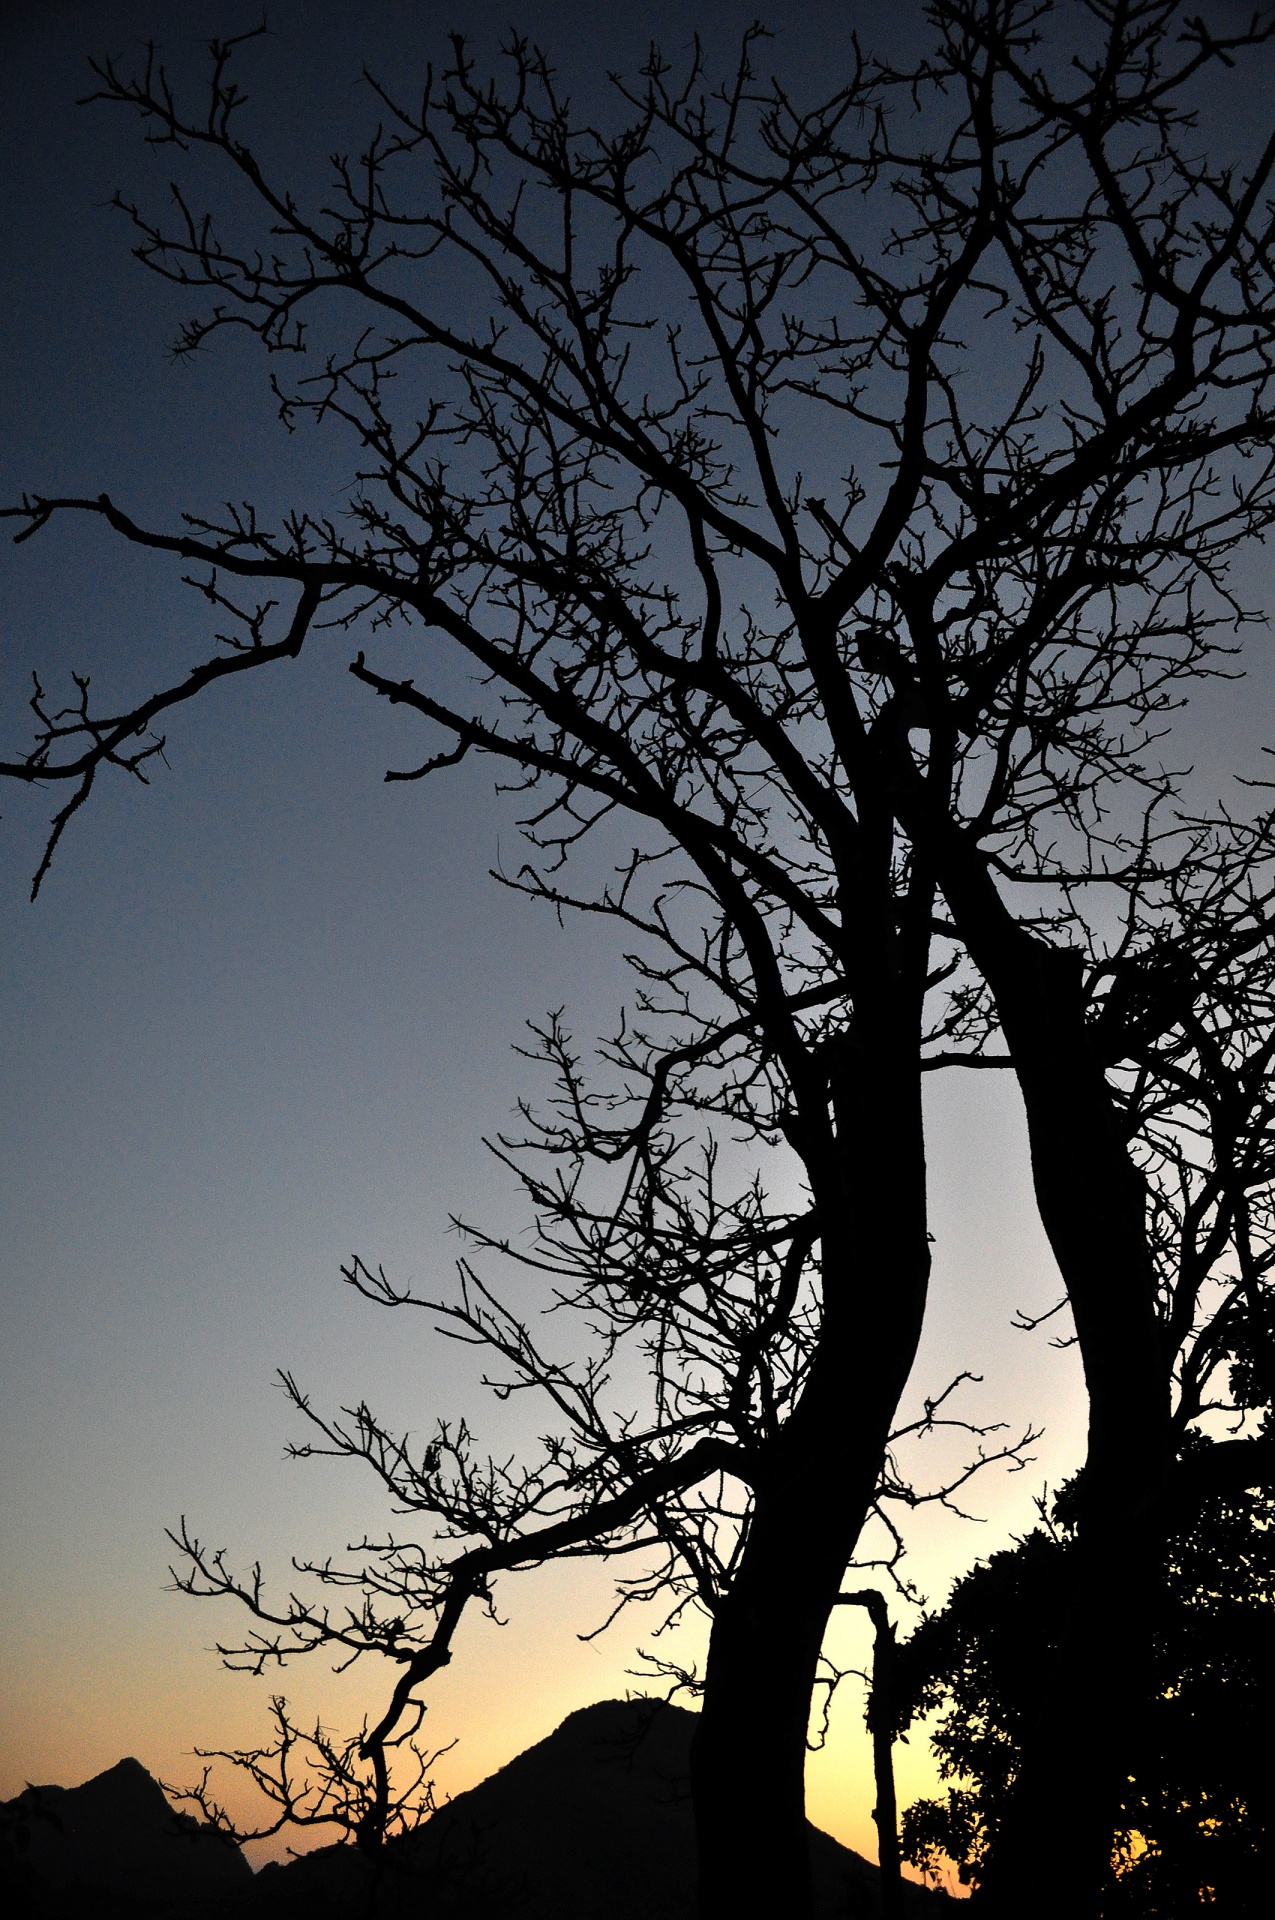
2;1417;1072;1908
0;1577;968;1895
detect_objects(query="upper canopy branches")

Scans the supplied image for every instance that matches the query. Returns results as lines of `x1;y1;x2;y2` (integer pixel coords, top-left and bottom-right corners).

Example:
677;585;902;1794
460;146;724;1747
6;0;1275;1423
5;3;1275;946
7;0;1275;1461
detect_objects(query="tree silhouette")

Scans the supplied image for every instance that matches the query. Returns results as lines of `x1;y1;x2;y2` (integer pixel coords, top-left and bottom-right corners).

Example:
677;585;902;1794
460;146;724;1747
7;5;1275;1914
164;1694;452;1853
897;902;1275;1905
895;1471;1275;1913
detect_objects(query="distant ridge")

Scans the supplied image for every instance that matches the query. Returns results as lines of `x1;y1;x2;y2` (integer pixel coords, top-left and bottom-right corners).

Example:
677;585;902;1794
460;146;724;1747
239;1697;951;1918
2;1700;952;1918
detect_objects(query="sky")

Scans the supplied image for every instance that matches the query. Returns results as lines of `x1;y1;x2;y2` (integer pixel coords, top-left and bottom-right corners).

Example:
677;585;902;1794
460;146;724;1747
4;0;1270;1890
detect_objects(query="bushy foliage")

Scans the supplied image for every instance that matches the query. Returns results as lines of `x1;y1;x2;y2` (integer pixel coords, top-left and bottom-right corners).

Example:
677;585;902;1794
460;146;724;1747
895;1468;1275;1912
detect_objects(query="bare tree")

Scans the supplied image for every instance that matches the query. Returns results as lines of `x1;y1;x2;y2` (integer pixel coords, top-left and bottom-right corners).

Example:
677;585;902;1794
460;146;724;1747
165;1694;452;1853
163;1163;1027;1858
1;20;965;1916
8;4;1275;1914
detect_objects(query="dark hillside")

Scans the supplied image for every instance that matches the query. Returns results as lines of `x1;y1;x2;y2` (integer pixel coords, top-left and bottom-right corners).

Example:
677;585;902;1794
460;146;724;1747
2;1701;952;1918
1;1755;251;1918
240;1698;951;1919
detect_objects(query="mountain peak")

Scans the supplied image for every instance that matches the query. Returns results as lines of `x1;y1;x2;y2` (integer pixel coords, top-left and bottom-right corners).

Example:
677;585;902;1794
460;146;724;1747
2;1753;251;1915
238;1696;950;1918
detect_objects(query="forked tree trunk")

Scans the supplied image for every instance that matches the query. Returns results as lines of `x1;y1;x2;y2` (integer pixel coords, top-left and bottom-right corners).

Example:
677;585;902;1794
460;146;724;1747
691;1033;931;1920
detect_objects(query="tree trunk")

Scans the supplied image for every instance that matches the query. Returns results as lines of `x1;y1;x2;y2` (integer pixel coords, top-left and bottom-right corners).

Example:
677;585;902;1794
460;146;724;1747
692;1033;931;1920
842;1590;904;1920
956;928;1172;1917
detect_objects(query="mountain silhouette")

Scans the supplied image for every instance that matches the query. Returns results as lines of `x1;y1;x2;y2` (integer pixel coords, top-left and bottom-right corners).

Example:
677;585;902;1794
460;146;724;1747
1;1754;251;1918
3;1700;951;1917
238;1698;950;1918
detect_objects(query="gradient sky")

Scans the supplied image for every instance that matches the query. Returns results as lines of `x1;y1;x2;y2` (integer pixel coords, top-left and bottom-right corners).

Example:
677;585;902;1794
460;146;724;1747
6;0;1270;1890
